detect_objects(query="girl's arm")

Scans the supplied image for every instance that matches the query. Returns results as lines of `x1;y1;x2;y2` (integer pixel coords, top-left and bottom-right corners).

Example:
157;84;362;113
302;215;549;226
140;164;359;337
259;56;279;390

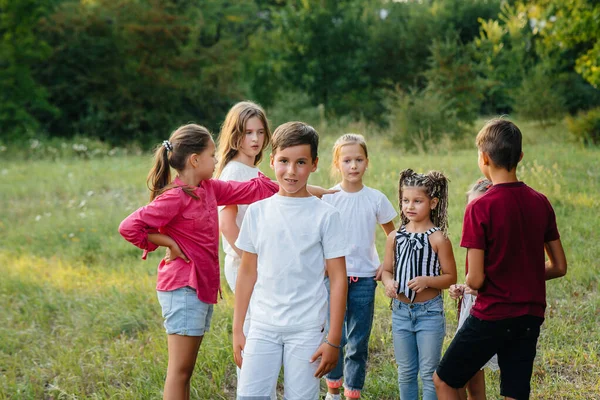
310;256;347;378
381;231;399;298
118;190;182;257
375;220;396;280
232;251;258;368
148;233;189;263
212;173;278;207
219;205;243;257
408;232;457;292
544;239;567;280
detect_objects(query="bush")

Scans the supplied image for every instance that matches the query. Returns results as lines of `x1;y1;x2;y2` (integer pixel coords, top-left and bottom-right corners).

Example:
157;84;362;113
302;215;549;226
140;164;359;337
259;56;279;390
566;107;600;145
513;65;566;126
387;88;464;150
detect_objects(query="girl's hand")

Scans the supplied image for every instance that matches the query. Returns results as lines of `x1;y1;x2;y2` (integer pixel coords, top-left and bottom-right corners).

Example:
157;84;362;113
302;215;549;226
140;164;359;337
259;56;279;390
383;279;399;299
374;264;384;281
449;284;465;300
407;276;430;293
164;243;189;264
232;331;246;369
464;285;478;296
310;342;340;378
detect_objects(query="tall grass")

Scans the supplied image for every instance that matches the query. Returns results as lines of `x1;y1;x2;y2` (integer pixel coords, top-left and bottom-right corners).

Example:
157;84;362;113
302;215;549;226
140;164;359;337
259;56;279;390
1;120;598;399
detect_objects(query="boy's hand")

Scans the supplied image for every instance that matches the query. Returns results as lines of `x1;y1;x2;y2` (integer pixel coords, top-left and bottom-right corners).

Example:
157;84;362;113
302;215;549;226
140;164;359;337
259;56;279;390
383;279;399;299
307;185;340;199
407;276;429;293
448;284;465;300
232;331;246;369
374;264;384;281
464;285;478;296
165;243;189;264
310;342;339;378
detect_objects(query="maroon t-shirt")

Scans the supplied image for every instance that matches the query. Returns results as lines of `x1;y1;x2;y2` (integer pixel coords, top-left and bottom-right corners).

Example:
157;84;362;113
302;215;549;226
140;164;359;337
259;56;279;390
461;182;560;320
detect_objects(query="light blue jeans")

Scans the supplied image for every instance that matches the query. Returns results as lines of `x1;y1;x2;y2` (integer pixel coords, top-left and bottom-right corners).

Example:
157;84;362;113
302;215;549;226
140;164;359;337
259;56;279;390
324;277;377;395
391;295;445;400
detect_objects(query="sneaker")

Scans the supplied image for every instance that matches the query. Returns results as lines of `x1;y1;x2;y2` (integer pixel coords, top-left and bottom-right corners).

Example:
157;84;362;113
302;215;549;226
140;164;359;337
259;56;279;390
324;393;341;400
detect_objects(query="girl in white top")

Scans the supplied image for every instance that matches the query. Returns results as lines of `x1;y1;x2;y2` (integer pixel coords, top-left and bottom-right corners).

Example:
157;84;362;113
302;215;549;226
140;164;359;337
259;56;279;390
448;178;498;400
215;101;277;400
216;101;271;292
322;134;397;400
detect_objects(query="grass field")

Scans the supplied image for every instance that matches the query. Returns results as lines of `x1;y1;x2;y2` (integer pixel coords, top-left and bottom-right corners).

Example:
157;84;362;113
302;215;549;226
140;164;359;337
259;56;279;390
1;120;599;399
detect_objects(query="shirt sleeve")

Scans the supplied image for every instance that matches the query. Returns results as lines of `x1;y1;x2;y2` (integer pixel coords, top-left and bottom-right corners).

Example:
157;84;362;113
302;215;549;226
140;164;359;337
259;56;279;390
211;172;278;207
118;189;183;256
460;201;487;250
377;192;398;224
321;210;350;260
235;205;257;254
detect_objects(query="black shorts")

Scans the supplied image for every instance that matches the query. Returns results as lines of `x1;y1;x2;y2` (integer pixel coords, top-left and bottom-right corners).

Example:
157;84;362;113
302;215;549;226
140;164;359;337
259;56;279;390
436;314;543;400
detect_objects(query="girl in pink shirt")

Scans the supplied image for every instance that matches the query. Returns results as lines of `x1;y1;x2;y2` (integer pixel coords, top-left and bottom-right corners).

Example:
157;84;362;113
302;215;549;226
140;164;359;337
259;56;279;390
119;123;278;400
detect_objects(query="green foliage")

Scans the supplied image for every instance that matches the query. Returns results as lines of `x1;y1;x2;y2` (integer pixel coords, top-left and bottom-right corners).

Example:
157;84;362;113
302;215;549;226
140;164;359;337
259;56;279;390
425;36;483;127
387;87;462;150
0;0;58;140
566;107;600;145
513;63;566;126
35;0;253;145
532;0;600;87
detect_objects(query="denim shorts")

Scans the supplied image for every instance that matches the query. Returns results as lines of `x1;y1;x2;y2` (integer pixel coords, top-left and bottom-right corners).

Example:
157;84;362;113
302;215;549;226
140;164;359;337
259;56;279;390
156;286;213;336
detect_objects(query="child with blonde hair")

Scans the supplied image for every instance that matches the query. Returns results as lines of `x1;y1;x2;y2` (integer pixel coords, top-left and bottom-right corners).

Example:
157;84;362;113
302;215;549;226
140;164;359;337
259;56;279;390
216;101;272;292
321;133;397;400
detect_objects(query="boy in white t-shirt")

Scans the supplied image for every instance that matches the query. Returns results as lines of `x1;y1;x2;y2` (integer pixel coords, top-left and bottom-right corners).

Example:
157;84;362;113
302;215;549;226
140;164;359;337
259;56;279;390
233;121;349;400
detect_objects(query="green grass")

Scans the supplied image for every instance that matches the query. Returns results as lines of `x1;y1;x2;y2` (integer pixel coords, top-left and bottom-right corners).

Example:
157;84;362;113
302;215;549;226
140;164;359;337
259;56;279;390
1;120;599;399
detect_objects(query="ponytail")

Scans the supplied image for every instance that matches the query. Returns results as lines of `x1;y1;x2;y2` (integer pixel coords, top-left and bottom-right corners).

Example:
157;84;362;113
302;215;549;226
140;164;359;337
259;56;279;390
147;145;171;201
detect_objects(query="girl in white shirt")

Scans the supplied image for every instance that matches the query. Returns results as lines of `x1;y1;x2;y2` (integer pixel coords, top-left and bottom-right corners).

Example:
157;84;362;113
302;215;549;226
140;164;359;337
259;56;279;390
216;101;271;292
322;134;397;400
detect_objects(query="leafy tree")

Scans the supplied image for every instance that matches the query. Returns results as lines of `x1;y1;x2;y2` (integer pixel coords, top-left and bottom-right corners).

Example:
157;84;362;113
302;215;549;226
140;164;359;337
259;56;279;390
0;0;57;139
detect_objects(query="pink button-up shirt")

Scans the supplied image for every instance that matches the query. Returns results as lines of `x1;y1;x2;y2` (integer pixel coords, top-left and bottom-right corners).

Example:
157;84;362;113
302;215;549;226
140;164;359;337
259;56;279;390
119;174;278;304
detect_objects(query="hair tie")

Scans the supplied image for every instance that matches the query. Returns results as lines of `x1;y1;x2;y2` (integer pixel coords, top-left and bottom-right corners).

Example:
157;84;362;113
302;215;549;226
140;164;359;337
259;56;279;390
162;140;173;152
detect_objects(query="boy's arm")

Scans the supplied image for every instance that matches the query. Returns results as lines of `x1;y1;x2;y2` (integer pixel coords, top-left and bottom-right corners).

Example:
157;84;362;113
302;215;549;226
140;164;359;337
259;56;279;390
407;233;457;291
545;239;567;280
219;205;243;257
310;256;347;378
232;251;258;368
465;248;485;289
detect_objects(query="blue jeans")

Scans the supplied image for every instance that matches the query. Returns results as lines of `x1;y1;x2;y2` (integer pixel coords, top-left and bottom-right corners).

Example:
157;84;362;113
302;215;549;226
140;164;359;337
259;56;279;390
325;277;377;394
392;296;445;400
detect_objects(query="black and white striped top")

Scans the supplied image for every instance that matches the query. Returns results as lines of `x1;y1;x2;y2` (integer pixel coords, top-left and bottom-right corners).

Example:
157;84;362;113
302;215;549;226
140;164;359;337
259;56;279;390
394;226;441;302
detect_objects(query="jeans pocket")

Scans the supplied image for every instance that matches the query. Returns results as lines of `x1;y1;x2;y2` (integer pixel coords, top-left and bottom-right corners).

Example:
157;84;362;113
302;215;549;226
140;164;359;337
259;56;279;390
425;297;444;315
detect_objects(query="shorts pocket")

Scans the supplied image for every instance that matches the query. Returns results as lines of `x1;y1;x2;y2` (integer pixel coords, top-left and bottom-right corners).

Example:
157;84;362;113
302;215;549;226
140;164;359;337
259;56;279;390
157;290;173;317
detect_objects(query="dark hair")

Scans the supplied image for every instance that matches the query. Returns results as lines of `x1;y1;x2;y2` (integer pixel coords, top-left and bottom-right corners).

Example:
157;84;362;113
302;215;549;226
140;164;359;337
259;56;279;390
476;118;522;171
398;168;450;236
215;101;271;178
147;124;213;201
466;178;492;202
271;121;319;161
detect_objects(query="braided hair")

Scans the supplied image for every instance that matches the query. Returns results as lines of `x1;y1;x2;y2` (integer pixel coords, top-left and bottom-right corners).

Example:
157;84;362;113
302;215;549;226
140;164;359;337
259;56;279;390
398;168;450;236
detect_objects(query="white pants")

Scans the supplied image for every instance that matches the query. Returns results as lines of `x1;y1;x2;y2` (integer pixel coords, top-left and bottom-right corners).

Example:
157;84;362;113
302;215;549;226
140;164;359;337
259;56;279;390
237;326;325;400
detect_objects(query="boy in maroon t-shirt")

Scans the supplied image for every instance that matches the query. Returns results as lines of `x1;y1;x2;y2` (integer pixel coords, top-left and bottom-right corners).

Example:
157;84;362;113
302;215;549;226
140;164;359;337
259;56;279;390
433;119;567;400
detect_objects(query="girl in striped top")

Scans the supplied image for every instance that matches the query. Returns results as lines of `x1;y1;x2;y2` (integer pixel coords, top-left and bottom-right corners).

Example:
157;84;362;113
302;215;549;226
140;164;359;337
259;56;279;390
381;169;457;400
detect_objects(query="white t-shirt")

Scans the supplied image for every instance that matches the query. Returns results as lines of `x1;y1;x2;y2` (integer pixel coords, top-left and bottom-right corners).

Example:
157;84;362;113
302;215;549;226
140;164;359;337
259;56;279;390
236;195;349;332
218;161;260;258
322;184;397;277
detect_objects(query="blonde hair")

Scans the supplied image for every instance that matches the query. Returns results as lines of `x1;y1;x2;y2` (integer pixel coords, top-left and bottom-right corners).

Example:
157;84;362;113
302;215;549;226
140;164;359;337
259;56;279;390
215;101;271;178
330;133;368;177
147;124;212;201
